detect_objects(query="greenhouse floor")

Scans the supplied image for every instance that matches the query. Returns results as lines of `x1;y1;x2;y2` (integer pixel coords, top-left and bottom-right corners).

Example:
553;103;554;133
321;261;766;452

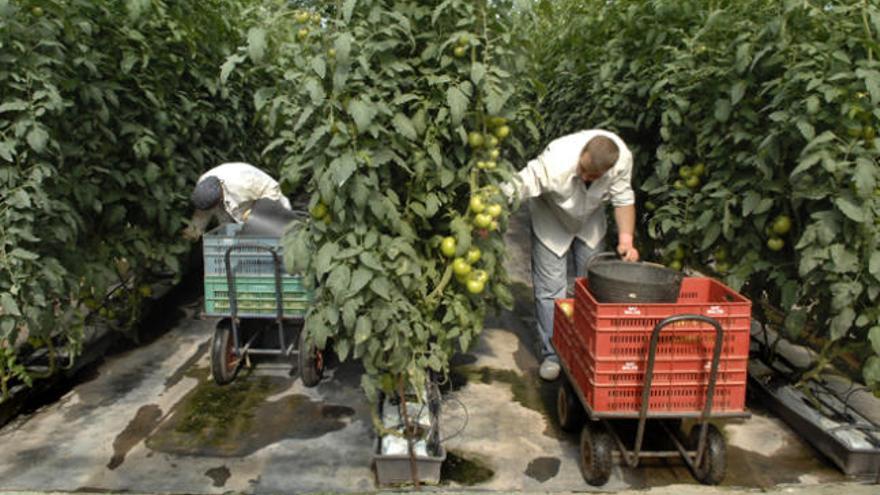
0;210;876;493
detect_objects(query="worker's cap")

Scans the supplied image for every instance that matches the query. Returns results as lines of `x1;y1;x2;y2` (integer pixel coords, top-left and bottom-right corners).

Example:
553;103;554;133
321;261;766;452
191;176;223;210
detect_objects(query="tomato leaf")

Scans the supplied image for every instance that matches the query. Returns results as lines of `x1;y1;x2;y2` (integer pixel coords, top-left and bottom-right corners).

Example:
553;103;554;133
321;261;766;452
863;356;880;387
446;85;468;126
391;113;417;141
830;307;855;341
247;28;266;63
834;196;865;223
868;327;880;356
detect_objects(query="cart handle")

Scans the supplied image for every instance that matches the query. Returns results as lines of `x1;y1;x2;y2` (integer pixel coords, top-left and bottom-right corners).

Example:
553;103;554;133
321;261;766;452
631;313;724;469
224;243;285;324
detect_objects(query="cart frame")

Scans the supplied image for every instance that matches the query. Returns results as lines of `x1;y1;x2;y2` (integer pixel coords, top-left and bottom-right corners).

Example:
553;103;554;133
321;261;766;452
208;241;322;386
557;313;750;485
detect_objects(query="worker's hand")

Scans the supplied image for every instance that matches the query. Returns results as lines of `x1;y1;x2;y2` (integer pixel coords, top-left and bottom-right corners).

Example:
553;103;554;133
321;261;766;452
617;233;639;262
182;225;200;241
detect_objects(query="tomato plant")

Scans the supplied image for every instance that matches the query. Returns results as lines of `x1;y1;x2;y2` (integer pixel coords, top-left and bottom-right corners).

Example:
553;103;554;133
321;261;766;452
233;0;537;402
0;0;264;400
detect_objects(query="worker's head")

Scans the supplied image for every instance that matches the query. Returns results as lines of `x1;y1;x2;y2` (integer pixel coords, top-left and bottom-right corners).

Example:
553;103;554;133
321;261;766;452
578;136;619;183
191;176;223;210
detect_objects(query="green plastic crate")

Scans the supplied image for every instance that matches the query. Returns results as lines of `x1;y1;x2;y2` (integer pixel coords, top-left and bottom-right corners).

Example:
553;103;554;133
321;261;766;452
202;223;286;276
204;275;312;318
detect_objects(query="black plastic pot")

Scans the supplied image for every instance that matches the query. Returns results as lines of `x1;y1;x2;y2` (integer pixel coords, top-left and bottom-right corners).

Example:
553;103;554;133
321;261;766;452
586;252;683;303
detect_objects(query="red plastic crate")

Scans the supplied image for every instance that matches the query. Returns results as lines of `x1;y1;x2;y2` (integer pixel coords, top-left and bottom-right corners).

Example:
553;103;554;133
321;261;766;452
552;277;751;414
573;277;751;361
557;327;746;412
583;378;747;413
554;315;747;388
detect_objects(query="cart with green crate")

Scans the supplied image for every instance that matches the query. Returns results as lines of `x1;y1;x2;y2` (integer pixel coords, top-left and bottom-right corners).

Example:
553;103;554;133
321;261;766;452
202;222;323;386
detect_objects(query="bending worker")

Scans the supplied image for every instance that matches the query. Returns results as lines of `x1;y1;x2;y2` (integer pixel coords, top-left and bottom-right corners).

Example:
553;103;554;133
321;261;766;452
505;129;640;380
183;162;291;240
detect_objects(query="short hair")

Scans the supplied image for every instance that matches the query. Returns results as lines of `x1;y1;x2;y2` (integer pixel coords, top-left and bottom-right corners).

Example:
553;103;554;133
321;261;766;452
582;136;620;175
191;176;223;210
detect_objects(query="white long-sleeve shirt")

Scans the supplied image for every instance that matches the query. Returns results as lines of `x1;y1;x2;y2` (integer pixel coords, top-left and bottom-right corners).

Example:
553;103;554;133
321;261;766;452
508;130;635;257
197;162;291;222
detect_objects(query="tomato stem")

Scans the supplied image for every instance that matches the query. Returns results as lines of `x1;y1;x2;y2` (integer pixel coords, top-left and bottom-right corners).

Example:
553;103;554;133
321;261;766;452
426;264;454;305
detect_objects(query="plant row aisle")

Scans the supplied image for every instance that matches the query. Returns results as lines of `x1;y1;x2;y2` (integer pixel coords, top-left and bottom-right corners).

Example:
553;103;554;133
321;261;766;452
531;0;880;391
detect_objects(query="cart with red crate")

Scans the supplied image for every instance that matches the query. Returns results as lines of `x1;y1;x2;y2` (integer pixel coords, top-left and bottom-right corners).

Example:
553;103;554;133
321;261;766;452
552;276;751;486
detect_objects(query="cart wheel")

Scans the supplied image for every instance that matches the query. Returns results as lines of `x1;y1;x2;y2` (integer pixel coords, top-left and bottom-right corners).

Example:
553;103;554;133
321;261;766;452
298;327;323;388
557;379;585;432
688;423;726;485
211;320;240;385
579;423;613;486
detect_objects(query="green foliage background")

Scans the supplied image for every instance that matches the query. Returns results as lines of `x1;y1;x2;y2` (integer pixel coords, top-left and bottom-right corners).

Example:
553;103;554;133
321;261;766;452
530;0;880;387
0;0;265;398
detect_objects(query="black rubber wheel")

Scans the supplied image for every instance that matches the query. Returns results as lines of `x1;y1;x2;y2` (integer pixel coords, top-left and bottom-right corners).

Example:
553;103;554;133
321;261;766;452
688;423;727;485
298;326;323;387
557;379;585;432
211;320;239;385
579;423;613;486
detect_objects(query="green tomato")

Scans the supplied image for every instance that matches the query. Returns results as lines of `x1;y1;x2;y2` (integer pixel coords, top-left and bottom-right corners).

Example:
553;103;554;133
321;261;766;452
494;125;510;140
771;215;792;235
454;45;467;58
466;247;481;264
691;162;705;177
685;175;701;189
670;245;685;261
440;236;457;258
486;203;502;219
767;237;785;251
310;202;328;220
472;269;489;284
469;195;485;213
453;258;472;276
473;213;492;229
489;148;500;160
673;179;685;190
488;116;507;128
468;132;484;148
669;260;682;271
466;278;485;294
679;165;693;179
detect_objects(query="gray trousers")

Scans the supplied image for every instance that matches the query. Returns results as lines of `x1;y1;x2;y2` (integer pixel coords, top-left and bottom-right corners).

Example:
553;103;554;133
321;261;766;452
531;230;602;358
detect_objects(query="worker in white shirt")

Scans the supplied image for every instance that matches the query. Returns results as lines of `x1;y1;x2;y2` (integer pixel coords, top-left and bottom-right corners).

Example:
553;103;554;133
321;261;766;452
183;162;292;240
505;130;639;380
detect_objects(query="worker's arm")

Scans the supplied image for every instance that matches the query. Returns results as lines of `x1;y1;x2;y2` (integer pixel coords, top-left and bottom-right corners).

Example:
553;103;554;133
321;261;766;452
501;145;558;203
613;204;639;261
609;150;638;261
183;208;214;241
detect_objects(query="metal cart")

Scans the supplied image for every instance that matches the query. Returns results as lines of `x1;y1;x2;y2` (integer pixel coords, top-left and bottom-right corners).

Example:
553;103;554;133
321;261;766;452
202;222;322;386
556;314;750;486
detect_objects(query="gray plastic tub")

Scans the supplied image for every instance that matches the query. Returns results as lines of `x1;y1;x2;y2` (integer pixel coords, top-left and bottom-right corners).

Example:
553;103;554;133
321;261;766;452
373;437;446;486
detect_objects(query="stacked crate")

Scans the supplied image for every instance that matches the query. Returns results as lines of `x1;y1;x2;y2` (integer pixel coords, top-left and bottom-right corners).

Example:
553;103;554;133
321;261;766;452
553;277;751;414
202;223;310;318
